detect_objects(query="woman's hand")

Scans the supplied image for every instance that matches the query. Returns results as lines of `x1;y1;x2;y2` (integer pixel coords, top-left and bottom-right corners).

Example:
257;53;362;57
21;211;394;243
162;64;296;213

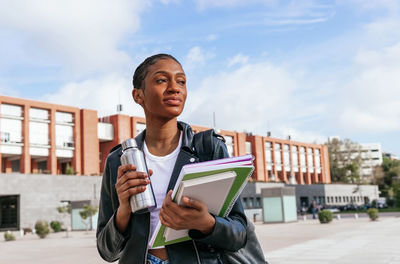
159;190;216;235
114;164;152;233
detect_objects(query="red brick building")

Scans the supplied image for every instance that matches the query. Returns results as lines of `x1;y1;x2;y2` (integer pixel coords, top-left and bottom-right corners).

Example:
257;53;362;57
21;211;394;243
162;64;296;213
0;95;330;184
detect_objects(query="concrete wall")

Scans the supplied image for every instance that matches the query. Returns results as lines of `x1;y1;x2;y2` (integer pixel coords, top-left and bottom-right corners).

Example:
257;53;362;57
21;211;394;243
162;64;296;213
292;183;380;208
0;173;102;229
324;184;380;205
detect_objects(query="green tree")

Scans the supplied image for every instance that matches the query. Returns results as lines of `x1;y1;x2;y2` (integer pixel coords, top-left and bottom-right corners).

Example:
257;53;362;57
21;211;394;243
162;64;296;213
57;204;71;237
392;182;400;207
376;157;400;199
326;138;362;183
79;205;98;232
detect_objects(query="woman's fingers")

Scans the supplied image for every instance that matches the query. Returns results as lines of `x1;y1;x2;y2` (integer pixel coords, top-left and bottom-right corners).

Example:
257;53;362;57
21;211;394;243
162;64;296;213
117;164;136;178
181;196;206;212
116;171;148;188
117;178;149;193
119;185;147;199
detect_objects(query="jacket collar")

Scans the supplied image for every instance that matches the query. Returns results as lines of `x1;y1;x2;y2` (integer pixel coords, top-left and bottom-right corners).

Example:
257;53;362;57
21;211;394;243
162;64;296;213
134;121;199;193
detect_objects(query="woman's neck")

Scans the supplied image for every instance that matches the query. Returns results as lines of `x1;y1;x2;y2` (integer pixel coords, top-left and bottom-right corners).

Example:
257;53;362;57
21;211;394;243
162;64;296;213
144;117;180;156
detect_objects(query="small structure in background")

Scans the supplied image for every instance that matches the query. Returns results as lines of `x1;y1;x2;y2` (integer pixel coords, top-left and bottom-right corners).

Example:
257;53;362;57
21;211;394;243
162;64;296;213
261;186;297;223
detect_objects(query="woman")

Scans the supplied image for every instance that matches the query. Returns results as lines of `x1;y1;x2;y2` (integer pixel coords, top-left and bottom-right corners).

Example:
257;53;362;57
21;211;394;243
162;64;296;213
96;54;247;264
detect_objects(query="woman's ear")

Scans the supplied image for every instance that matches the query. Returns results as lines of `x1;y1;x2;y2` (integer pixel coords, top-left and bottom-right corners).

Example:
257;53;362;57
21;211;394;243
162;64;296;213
132;89;144;106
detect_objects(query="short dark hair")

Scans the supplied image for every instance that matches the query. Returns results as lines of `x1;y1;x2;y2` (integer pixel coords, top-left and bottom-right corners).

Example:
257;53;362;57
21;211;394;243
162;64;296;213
132;54;182;90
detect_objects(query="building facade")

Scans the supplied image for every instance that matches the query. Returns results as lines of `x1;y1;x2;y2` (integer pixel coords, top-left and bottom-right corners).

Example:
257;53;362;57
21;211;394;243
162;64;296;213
359;143;383;180
0;95;330;184
0;95;332;230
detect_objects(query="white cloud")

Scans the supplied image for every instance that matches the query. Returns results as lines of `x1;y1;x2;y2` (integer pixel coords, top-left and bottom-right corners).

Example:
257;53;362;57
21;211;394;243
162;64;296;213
182;61;298;134
195;0;275;10
184;46;214;71
41;74;144;118
206;34;218;41
337;42;400;133
0;0;147;76
340;0;399;12
227;54;249;67
277;126;327;144
160;0;180;4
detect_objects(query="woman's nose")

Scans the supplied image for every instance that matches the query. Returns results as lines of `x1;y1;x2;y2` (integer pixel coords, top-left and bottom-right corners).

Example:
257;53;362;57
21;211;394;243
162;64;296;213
167;81;181;93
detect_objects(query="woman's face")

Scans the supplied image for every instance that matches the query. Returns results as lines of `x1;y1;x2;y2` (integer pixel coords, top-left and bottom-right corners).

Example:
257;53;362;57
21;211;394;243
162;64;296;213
135;58;187;120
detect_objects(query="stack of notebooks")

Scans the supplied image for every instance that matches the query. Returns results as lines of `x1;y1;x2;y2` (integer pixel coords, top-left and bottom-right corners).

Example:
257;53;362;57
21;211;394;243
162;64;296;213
149;154;254;248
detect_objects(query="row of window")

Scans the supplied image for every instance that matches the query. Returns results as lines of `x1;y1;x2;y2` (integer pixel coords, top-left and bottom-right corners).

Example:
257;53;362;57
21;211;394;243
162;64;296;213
313;195;363;204
1;104;74;123
241;197;261;209
265;142;322;173
1;104;75;147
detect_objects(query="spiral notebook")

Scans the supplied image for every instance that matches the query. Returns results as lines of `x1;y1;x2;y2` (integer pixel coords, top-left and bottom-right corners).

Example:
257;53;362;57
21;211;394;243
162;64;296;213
149;154;254;248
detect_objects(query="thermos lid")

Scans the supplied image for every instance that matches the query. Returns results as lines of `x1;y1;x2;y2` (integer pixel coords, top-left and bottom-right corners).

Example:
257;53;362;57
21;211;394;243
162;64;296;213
121;138;138;150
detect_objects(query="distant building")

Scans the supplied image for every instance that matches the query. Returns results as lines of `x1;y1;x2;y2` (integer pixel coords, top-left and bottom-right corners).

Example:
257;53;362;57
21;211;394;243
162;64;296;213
293;183;380;208
332;138;383;183
359;143;383;179
240;182;380;221
383;152;399;160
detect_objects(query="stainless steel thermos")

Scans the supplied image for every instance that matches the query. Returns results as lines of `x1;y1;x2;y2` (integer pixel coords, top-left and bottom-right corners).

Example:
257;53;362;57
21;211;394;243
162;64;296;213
120;138;156;213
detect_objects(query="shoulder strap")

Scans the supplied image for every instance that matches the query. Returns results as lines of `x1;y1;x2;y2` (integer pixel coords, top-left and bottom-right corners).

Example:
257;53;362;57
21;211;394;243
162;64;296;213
193;129;225;162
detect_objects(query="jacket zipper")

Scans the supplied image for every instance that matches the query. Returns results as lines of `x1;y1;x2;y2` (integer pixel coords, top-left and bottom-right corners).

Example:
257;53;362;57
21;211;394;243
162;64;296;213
192;240;201;264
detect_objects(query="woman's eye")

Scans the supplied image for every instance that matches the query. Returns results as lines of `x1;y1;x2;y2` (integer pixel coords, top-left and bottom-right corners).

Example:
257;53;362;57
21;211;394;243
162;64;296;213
156;79;167;84
177;80;186;85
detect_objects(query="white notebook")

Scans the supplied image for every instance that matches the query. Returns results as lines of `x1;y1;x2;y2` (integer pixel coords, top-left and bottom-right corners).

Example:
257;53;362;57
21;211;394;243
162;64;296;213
163;170;237;242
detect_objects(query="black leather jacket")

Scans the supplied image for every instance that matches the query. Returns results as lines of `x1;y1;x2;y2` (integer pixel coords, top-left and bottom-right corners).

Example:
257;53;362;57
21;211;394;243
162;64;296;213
96;121;247;264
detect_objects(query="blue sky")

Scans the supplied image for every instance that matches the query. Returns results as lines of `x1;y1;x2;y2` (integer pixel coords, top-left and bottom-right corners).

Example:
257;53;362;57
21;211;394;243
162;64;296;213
1;0;400;156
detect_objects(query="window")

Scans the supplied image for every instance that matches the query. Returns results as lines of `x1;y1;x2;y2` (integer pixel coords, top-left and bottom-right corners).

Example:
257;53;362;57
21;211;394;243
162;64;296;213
37;161;47;173
225;136;234;157
11;160;20;172
0;104;22;117
315;149;321;173
245;141;252;155
30;108;49;120
0;195;19;230
55;111;73;123
249;197;254;208
291;146;299;172
56;125;74;148
265;142;272;170
256;197;261;208
300;147;306;172
29;122;49;145
0;118;22;143
307;148;314;172
242;197;248;208
284;144;290;171
275;143;282;171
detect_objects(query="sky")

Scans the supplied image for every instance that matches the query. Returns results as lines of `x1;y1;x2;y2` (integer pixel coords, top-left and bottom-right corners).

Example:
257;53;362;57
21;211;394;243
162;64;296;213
1;0;400;156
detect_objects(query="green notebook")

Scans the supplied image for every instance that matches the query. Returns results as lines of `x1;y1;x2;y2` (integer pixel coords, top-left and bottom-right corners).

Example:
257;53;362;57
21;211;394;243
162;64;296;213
149;154;254;248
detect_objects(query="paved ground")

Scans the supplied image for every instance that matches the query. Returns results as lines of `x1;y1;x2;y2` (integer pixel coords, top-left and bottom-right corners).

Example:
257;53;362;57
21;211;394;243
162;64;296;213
1;215;399;264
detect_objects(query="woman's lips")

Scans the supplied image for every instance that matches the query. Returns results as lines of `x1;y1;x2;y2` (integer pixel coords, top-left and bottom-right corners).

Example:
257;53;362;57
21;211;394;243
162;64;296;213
164;98;182;106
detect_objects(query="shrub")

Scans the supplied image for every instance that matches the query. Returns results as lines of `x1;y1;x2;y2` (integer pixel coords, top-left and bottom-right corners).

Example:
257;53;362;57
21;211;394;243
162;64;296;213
65;164;75;175
4;231;16;241
35;220;50;238
318;210;333;224
367;208;379;221
50;221;62;232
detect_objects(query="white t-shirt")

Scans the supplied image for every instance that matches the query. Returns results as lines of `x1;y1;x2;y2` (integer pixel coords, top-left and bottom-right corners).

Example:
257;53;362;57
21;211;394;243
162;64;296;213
143;133;182;249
